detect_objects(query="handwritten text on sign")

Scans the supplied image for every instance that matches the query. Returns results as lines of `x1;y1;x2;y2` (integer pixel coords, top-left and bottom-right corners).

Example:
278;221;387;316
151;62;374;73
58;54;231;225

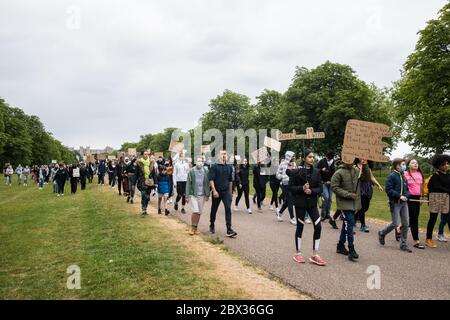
341;120;392;164
277;128;325;141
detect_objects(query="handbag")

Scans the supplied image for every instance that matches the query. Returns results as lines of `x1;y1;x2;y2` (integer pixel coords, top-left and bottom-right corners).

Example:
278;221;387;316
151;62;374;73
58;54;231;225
144;177;154;187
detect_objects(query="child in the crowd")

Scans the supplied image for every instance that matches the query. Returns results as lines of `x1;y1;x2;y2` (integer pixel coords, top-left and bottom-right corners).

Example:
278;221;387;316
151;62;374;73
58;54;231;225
378;158;412;253
156;165;171;216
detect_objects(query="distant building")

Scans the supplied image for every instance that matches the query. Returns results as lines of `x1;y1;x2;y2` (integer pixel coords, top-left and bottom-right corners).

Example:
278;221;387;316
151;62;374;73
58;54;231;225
77;146;115;159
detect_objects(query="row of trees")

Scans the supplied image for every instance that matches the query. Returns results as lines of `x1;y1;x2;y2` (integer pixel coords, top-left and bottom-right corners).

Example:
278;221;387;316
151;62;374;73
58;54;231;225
122;3;449;160
0;98;77;166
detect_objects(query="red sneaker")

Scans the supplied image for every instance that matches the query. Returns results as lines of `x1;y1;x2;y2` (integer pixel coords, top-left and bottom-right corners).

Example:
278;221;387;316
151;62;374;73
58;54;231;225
309;255;327;266
293;254;306;263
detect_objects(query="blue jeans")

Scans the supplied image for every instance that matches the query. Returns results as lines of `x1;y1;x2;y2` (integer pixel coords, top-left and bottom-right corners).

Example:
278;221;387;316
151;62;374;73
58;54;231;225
438;213;449;235
279;185;294;219
339;211;356;246
39;177;44;188
321;183;332;218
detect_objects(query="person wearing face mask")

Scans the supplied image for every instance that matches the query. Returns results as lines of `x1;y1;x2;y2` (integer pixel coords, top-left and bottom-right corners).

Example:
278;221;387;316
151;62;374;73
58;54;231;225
156;165;171;216
115;157;126;196
235;158;251;214
186;157;211;235
404;159;425;249
378;158;412;253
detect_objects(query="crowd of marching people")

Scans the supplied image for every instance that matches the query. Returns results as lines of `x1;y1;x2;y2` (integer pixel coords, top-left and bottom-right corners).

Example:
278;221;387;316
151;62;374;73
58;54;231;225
3;149;449;267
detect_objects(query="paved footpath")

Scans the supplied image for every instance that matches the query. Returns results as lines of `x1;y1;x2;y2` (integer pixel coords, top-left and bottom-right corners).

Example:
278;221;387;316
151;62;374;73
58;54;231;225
170;197;450;300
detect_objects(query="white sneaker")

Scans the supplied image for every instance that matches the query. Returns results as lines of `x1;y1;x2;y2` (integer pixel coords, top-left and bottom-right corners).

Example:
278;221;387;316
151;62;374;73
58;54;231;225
269;206;273;210
290;218;297;225
305;218;312;224
57;194;60;197
437;234;448;242
277;213;283;222
234;206;239;212
247;208;252;214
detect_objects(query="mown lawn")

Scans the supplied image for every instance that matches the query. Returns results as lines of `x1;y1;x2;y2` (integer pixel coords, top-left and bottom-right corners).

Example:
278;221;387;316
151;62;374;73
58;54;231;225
0;181;242;299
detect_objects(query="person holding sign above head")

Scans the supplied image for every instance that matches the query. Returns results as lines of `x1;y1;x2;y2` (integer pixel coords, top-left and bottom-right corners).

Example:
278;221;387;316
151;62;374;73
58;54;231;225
426;154;450;247
173;151;190;214
331;157;370;261
404;159;426;249
289;149;326;266
276;151;297;224
378;159;413;253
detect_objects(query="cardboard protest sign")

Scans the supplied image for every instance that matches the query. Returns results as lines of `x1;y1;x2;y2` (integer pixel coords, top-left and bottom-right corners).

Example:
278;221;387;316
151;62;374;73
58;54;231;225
72;168;80;178
108;155;116;160
429;193;449;214
154;152;164;158
97;154;107;160
264;136;281;152
201;145;211;154
341;120;392;164
170;142;185;153
277;128;325;141
128;148;137;157
251;147;269;164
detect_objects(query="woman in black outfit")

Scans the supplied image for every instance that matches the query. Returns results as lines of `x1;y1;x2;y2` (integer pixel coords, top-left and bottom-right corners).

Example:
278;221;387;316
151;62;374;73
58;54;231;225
289;149;326;266
235;158;251;213
253;162;265;211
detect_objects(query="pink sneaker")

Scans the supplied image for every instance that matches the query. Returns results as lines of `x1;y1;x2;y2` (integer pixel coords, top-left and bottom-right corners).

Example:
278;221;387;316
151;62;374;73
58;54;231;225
293;254;305;263
309;255;327;266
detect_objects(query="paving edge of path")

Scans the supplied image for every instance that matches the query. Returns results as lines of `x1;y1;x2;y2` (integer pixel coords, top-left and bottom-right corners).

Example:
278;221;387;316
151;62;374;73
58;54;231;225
101;187;311;300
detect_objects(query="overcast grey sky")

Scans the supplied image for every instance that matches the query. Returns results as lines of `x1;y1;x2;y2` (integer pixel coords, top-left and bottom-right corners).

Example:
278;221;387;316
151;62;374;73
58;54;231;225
0;0;447;156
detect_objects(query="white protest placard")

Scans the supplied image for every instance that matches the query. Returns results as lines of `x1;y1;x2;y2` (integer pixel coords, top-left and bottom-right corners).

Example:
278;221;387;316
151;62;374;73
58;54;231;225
201;145;211;154
51;160;57;164
170;142;185;153
251;147;269;164
108;155;116;160
264;136;281;152
127;148;137;157
72;168;80;178
341;119;392;164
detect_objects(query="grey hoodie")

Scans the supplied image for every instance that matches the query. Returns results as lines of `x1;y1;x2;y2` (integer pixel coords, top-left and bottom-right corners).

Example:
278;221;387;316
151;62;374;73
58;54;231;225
276;151;296;185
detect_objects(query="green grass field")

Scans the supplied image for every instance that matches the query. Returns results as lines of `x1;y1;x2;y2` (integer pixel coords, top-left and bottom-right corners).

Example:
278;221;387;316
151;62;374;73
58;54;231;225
0;182;244;299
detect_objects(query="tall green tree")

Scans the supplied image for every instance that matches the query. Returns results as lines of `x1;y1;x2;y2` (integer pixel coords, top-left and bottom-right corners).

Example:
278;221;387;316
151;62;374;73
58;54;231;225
393;3;450;154
280;61;394;156
200;90;251;133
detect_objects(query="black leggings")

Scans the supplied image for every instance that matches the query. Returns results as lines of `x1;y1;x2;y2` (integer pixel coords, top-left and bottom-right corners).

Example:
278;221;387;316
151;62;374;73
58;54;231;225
427;212;439;240
333;210;343;220
295;206;322;252
270;182;280;207
176;181;187;206
236;184;250;208
408;195;421;241
356;195;371;227
117;178;123;194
